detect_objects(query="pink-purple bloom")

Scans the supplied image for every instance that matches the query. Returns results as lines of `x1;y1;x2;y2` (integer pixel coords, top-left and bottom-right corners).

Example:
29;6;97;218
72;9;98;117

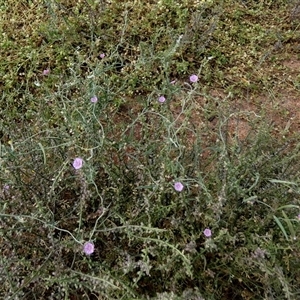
83;242;94;255
203;228;212;237
91;96;98;103
73;157;83;170
174;182;184;192
158;96;166;103
99;53;105;59
252;247;266;259
189;74;198;83
297;214;300;220
42;69;50;76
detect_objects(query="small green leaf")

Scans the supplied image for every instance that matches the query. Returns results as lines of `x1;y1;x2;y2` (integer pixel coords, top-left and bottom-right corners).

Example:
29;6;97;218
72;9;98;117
273;215;289;241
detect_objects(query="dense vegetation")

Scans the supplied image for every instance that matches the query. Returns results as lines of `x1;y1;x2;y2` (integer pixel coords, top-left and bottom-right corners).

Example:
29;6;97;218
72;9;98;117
1;0;300;299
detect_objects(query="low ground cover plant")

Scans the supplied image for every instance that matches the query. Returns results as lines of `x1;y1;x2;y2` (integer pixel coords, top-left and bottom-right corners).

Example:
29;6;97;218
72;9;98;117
1;0;300;299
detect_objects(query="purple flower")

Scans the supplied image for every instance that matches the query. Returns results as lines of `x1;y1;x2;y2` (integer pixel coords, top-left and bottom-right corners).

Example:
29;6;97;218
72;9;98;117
252;247;266;259
170;80;176;84
73;157;83;170
99;53;105;59
174;182;184;192
42;69;50;76
158;96;166;103
4;184;9;190
83;242;94;255
189;74;198;83
297;214;300;220
90;96;98;103
203;228;212;237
